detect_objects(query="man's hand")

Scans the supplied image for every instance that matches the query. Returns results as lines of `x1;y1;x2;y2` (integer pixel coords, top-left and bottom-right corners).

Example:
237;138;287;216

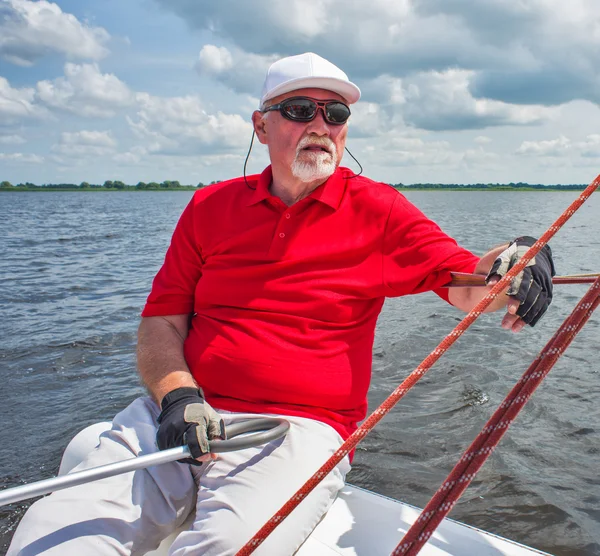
156;387;226;465
486;236;556;331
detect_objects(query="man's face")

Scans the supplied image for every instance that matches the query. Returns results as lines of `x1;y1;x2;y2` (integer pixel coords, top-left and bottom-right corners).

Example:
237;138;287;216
252;88;349;183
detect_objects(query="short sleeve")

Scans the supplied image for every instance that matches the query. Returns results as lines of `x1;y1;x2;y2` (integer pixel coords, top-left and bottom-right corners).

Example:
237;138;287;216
141;196;203;317
382;193;480;301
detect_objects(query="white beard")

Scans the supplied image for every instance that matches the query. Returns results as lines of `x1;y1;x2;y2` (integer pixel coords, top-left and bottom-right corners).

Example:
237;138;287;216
291;138;338;183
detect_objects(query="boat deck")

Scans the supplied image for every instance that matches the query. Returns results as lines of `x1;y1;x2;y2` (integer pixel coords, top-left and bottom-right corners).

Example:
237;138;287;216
147;483;551;556
296;484;550;555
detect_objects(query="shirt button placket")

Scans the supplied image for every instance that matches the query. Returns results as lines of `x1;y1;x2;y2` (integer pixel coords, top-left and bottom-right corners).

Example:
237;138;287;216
269;210;291;258
279;211;291;240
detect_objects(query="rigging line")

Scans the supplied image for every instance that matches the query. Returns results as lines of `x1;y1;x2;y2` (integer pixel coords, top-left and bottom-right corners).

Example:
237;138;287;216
394;276;600;555
235;175;600;556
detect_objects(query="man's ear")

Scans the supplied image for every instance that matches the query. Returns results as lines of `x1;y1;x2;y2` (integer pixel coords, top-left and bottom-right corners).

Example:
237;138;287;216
252;111;268;145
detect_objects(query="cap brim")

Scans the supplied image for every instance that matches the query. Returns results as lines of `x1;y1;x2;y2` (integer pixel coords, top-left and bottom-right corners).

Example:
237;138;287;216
261;76;361;107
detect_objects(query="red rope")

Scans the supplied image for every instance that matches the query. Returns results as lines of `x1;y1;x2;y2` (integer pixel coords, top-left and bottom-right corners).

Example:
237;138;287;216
393;276;600;555
235;176;599;556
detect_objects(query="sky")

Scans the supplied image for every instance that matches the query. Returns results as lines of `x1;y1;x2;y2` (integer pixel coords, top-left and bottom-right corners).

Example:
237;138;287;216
2;0;600;185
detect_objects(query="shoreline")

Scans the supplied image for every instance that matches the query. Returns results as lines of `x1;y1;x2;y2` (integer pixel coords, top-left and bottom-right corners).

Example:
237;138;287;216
0;186;587;193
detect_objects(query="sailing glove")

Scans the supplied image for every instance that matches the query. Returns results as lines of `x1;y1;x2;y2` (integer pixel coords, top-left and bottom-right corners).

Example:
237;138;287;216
156;387;226;465
486;236;556;327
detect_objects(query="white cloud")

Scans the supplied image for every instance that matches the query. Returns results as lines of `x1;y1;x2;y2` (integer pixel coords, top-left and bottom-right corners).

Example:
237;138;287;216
345;70;555;135
128;92;253;155
359;75;407;105
113;146;147;165
61;130;116;148
113;152;138;164
268;0;332;39
159;0;600;108
197;45;234;73
516;134;600;158
0;152;43;163
516;135;571;156
400;69;555;131
0;77;48;125
348;102;402;139
0;133;26;144
361;135;459;168
577;134;600;158
52;130;117;157
195;45;557;133
0;0;110;66
352;132;501;177
195;45;278;98
475;135;492;144
36;63;135;118
460;147;500;165
158;0;427;60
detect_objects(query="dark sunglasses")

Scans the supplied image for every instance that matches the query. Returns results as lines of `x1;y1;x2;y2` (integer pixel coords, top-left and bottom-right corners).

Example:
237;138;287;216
262;97;351;125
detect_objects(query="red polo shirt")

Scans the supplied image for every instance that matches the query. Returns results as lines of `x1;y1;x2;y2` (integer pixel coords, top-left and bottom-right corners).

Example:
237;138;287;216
142;166;479;440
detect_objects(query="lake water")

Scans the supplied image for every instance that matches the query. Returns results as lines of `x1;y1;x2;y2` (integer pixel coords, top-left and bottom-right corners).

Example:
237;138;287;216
0;189;598;555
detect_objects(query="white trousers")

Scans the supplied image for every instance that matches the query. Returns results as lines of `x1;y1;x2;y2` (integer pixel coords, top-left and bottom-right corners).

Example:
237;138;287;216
8;397;350;556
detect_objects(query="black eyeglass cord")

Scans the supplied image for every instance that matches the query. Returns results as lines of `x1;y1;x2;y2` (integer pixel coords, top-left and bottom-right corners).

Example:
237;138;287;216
344;146;363;179
243;132;364;190
243;131;257;190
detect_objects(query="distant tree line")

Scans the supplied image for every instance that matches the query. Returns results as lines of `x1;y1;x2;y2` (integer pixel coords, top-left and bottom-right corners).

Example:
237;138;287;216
0;180;224;191
0;180;587;191
392;182;587;191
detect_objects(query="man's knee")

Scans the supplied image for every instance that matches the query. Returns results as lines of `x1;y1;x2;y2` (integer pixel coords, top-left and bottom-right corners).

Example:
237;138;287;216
7;498;128;556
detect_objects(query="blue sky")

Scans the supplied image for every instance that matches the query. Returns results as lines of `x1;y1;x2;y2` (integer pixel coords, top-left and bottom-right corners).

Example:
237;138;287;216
2;0;600;185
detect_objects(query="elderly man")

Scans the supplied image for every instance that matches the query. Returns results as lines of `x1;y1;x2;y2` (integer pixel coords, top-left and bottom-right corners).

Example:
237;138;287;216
9;53;554;555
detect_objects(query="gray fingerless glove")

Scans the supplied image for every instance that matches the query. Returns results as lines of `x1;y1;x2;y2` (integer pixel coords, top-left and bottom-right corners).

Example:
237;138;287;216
156;387;226;465
486;236;556;326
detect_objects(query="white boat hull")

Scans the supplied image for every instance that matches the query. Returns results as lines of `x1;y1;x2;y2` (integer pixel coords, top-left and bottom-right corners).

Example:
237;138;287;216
60;424;550;556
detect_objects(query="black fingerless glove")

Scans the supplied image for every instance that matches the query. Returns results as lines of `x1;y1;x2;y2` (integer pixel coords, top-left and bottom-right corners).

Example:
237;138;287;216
487;236;556;326
156;387;226;466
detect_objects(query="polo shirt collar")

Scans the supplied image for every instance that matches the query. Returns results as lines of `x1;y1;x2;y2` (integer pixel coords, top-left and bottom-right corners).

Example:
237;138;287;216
246;165;346;210
246;166;273;206
308;168;345;210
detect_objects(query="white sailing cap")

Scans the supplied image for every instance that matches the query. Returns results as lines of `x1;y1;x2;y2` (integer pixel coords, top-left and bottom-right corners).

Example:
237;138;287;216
259;52;361;108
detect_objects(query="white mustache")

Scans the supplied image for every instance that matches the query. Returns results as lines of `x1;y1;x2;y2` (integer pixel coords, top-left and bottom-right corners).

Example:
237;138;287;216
295;136;335;156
